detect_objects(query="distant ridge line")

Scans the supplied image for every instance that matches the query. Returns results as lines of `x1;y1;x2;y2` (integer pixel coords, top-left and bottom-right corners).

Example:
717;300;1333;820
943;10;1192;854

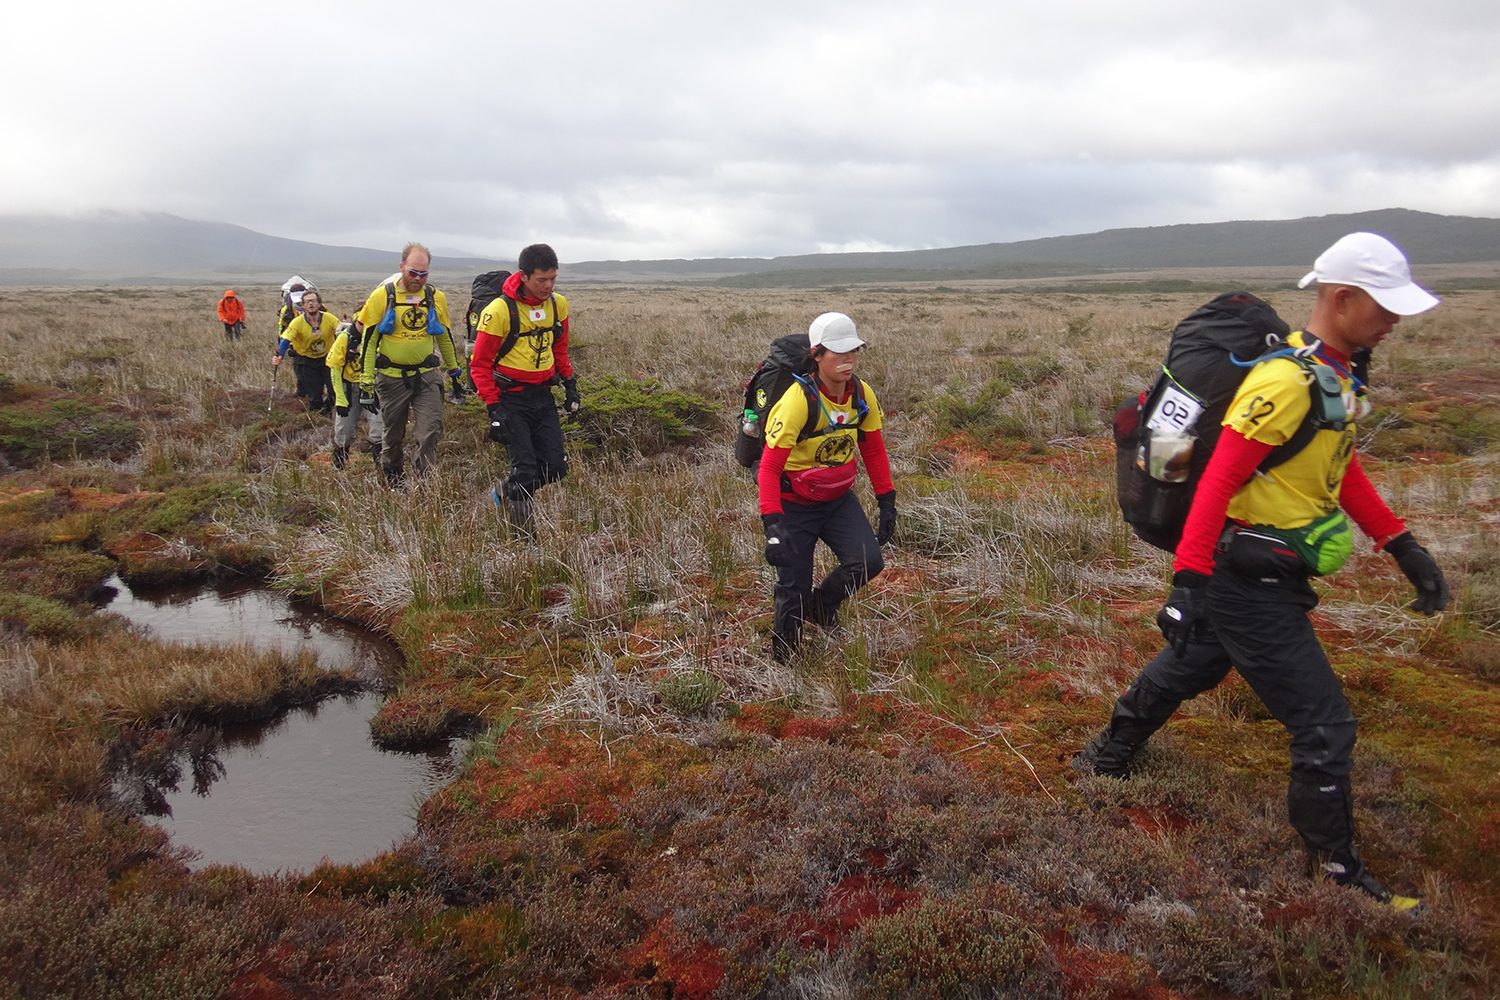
566;209;1500;281
2;207;1498;286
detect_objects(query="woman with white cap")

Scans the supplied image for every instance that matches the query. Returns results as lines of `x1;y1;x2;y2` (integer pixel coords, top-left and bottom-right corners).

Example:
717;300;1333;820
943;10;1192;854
758;312;897;663
1078;232;1447;912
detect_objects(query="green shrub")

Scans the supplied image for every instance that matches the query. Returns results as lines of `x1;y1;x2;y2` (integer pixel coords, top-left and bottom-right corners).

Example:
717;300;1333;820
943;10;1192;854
0;590;84;640
856;890;1038;998
922;378;1013;435
655;670;722;716
571;374;717;457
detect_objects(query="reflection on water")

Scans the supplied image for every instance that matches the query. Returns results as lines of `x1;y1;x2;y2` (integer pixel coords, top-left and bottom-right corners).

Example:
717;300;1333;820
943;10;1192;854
104;577;460;875
102;575;404;684
150;692;457;874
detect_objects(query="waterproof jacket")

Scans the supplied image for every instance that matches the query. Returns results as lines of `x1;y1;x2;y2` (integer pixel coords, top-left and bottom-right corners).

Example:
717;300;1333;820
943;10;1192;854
217;293;246;324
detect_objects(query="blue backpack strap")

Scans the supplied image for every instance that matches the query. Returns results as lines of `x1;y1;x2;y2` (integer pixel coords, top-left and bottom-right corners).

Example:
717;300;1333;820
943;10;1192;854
377;282;398;335
792;374;865;442
423;284;446;338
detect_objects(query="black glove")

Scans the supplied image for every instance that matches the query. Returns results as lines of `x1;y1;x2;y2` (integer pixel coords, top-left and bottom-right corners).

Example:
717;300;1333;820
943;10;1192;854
1157;570;1210;659
562;376;581;414
486;402;510;444
359;385;380;414
762;513;792;567
875;491;897;546
1385;532;1449;615
449;374;468;400
335;405;349;417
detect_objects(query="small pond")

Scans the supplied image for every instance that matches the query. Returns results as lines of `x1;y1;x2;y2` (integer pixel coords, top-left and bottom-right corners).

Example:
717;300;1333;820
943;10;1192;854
105;576;462;875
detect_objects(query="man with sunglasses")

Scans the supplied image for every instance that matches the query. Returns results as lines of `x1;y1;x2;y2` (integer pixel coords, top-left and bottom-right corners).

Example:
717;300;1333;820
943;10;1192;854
352;243;461;488
758;312;897;663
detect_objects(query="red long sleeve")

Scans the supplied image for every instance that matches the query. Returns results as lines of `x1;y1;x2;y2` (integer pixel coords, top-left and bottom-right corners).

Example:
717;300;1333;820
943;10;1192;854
470;330;503;404
858;429;894;494
550;317;573;379
757;447;791;515
1173;428;1273;576
1338;452;1406;546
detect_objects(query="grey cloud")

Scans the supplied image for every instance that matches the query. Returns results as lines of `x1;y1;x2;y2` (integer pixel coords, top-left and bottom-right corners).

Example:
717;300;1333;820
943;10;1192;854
4;0;1499;257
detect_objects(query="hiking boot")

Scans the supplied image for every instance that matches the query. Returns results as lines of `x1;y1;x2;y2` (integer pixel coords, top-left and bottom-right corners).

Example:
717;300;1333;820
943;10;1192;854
370;442;382;465
1071;729;1133;779
806;593;841;633
1315;855;1425;914
384;467;406;493
770;632;797;665
331;445;349;471
494;488;534;538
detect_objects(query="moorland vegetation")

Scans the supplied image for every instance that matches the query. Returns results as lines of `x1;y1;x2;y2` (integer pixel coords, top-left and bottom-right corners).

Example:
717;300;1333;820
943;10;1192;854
0;281;1498;998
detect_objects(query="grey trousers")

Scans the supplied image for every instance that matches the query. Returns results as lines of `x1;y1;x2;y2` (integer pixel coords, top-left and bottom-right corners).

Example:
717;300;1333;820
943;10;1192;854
375;368;445;478
333;379;383;449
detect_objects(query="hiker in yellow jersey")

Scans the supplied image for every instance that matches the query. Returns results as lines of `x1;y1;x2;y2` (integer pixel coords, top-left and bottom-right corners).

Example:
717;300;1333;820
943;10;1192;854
1077;233;1448;913
274;289;337;415
351;243;461;488
471;243;579;532
326;320;383;471
757;312;896;663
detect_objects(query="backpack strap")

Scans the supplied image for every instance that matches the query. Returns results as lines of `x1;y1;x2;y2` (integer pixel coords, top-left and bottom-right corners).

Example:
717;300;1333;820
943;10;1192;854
794;375;867;442
1257;355;1347;473
494;294;524;360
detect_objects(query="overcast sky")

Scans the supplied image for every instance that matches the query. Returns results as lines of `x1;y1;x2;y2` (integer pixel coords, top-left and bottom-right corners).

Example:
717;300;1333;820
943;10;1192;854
6;0;1499;261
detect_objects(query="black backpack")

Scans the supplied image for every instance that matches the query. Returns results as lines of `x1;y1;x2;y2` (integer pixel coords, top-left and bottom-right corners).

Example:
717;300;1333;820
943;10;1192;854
465;270;510;340
734;333;867;469
1116;291;1360;553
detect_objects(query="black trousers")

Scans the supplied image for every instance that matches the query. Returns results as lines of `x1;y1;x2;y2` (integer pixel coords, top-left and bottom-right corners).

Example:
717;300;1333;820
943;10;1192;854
291;354;332;413
773;490;884;650
221;321;243;340
1100;554;1360;860
495;384;567;501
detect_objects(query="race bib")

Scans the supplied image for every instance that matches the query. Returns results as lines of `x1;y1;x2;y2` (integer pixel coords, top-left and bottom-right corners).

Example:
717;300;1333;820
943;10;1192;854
1146;383;1203;434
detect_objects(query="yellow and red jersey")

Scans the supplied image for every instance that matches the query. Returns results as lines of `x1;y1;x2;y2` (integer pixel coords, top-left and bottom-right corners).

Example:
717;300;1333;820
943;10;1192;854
470;271;574;402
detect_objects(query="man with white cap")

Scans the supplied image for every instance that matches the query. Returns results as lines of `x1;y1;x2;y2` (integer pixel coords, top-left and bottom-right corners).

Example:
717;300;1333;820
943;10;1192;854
758;312;897;662
1077;233;1447;911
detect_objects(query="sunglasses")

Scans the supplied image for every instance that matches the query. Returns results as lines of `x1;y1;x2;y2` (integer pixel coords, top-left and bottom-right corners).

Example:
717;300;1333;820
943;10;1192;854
404;268;430;278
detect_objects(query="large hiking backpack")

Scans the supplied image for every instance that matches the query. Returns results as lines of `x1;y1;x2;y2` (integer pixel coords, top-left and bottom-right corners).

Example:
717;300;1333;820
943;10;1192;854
1115;291;1358;553
466;270;511;340
734;333;867;469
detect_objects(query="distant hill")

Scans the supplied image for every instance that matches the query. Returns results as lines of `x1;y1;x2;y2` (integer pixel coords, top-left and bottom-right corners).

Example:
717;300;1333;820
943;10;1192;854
566;209;1500;285
0;212;499;285
2;207;1497;286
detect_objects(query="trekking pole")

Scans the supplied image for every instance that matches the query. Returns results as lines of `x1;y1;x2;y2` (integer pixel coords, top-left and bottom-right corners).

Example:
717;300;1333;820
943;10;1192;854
266;362;279;414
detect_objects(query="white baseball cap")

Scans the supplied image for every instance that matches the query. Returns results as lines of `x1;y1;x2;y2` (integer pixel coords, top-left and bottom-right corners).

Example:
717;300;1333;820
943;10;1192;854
808;312;866;352
1297;232;1439;316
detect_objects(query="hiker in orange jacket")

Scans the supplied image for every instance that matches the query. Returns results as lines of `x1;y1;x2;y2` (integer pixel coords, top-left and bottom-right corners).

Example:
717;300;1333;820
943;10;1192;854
217;290;246;341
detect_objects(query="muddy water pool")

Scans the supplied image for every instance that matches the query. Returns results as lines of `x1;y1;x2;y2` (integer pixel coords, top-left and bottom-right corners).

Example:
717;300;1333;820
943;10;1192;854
105;577;462;875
